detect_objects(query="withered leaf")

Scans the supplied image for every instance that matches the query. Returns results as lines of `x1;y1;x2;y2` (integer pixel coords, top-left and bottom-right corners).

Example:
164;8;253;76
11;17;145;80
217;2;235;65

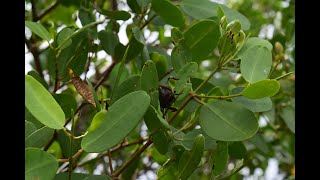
68;68;96;107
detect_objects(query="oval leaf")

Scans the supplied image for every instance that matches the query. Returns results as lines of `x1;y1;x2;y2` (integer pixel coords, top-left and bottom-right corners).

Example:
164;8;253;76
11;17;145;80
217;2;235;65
27;70;49;90
81;91;150;152
25;75;65;129
183;20;220;61
178;134;204;180
25;21;51;41
240;45;272;83
25;148;58;180
171;44;192;72
153;130;170;155
98;30;119;57
180;0;250;30
152;0;185;27
231;87;272;112
182;128;217;150
25;126;54;148
199;101;258;141
241;79;280;99
237;37;273;58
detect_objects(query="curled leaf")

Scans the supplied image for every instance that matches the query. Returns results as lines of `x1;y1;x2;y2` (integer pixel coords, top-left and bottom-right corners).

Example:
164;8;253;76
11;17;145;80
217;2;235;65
68;68;96;107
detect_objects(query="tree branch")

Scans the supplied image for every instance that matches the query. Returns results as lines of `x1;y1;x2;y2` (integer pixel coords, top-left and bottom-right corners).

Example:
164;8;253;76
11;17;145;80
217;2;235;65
35;1;60;21
25;36;44;78
94;61;116;90
112;140;153;177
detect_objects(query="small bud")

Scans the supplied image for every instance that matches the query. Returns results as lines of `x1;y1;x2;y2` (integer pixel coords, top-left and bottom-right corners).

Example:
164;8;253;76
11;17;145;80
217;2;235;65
275;54;285;62
275;42;284;54
220;16;227;29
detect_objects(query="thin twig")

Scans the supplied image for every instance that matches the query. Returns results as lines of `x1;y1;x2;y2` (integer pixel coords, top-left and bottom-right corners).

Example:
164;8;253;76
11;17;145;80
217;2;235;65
140;15;157;30
112;140;153;177
94;61;116;90
107;150;114;174
35;1;60;21
58;149;84;163
25;36;44;78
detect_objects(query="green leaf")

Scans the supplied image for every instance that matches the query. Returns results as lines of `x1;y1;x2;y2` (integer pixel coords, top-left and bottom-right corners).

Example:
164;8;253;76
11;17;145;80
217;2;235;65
57;27;74;49
98;9;131;20
54;173;111;180
182;128;217;150
127;27;145;60
231;87;272;112
141;60;159;108
25;121;37;138
53;93;78;119
183;20;220;61
228;141;247;159
127;0;142;13
25;126;54;148
211;141;228;176
158;160;179;179
238;37;273;58
152;147;168;165
25;148;58;180
199;101;258;141
57;130;81;157
27;70;48;89
144;106;170;131
25;75;65;129
180;0;250;30
153;130;170;155
241;79;280;99
178;134;204;180
98;30;119;57
81;91;150;152
150;52;168;78
111;75;141;104
240;45;272;83
25;107;44;129
152;0;185;27
175;62;198;95
171;44;192;72
25;21;51;41
280;106;295;133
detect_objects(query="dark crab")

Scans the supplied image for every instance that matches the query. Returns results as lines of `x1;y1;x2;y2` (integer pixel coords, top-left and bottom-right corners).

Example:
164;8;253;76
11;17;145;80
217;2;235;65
159;85;179;118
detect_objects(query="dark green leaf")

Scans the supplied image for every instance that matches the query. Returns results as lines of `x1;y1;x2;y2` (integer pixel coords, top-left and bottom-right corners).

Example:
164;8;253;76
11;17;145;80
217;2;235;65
231;87;272;112
53;93;78;119
111;75;141;104
25;148;58;180
199;101;258;141
25;75;65;129
152;0;185;27
211;141;228;176
178;134;204;180
240;45;272;83
57;27;74;49
180;0;250;30
81;91;150;152
171;27;184;44
248;134;270;155
98;30;119;57
228;141;247;159
144;105;170;131
25;126;54;148
57;130;81;157
127;27;145;60
150;52;168;78
153;130;170;155
87;79;102;111
183;20;220;61
98;9;131;20
241;79;280;99
25;21;51;41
